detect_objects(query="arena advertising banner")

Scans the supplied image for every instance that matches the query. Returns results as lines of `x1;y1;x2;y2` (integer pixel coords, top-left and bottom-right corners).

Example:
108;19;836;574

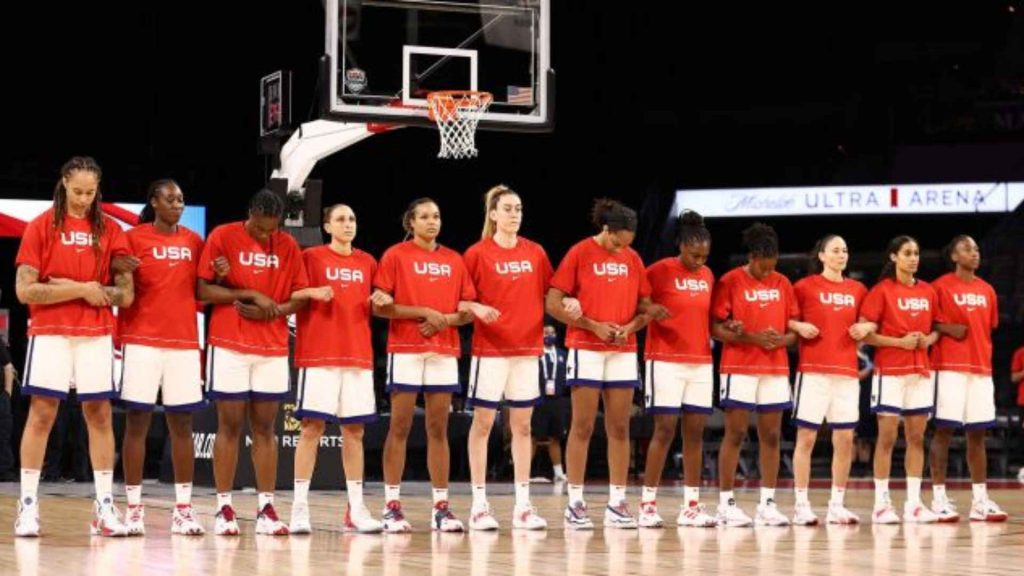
673;182;1024;218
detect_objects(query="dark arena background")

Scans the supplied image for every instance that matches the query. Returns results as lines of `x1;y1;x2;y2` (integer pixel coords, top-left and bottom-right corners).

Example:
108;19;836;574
1;2;1024;575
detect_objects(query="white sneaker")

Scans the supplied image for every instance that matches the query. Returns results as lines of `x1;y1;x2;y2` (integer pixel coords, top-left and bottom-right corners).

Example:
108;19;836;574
969;498;1008;522
469;504;500;531
872;503;900;524
604;502;639;529
554;473;568;483
791;501;818;526
255;503;290;535
638;501;664;528
716;498;753;527
214;505;240;535
563;501;594;530
825;502;860;525
90;500;129;537
289;502;312;535
125;504;146;536
677;502;717;527
755;499;790;527
171;504;205;535
381;500;412;533
344;504;384;533
512;504;547;530
903;502;938;524
14;499;40;537
930;497;960;523
432;501;465;532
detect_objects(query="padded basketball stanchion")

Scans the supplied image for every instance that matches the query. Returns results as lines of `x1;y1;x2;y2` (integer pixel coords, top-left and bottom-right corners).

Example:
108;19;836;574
271;119;377;208
427;91;493;159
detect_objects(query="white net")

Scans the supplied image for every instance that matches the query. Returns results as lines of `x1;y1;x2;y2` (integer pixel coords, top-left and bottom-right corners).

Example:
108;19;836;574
427;91;493;160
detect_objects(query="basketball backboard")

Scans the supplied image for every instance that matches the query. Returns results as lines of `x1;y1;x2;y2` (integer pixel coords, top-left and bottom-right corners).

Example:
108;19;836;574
324;0;553;132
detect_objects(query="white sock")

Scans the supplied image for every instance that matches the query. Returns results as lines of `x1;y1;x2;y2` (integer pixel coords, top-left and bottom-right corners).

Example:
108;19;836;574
175;483;192;506
258;492;274;510
794;487;809;505
830;485;845;505
515;481;530;508
684;486;700;507
385;484;401;503
20;469;40;506
933;483;947;502
294;479;310;505
641;486;658;504
347;480;364;509
432;487;449;506
609;485;627;506
760;487;776;506
568;484;585;505
553;464;565;478
906;477;922;505
720;490;735;506
972;483;988;503
94;470;114;506
874;479;889;506
217;492;233;509
471;485;487;510
125;484;142;506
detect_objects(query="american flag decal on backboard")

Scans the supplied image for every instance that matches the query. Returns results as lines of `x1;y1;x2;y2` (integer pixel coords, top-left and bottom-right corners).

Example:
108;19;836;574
507;85;535;105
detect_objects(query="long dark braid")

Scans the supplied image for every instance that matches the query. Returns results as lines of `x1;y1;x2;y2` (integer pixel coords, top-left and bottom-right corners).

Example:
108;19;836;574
52;156;105;279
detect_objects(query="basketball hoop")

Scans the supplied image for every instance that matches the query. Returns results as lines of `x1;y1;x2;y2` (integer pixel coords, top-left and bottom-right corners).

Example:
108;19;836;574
427;91;493;160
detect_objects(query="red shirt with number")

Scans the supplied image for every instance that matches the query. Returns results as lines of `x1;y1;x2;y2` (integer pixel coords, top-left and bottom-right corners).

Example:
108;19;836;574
644;258;714;364
792;274;868;378
463;236;552;357
15;208;131;337
549;237;651;352
118;224;204;350
294;245;377;369
712;266;798;376
374;240;476;356
859;277;937;377
197;222;308;356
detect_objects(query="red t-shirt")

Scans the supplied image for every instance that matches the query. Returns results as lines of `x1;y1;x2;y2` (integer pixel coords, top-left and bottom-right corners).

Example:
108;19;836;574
117;224;203;349
463;236;552;357
549;237;651;352
859;277;937;376
15;209;131;337
294;246;377;369
793;274;868;378
1012;346;1024;406
712;266;798;376
644;258;714;364
374;241;476;356
930;273;998;375
197;222;308;356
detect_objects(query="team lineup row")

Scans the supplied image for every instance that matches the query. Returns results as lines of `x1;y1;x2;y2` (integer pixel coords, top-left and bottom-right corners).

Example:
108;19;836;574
9;156;1007;538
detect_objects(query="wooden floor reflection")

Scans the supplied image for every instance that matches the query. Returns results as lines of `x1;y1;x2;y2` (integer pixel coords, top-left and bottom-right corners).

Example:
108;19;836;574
2;482;1023;576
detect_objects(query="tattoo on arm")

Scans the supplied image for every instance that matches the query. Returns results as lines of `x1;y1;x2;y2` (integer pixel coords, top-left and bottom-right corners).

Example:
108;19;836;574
16;265;54;304
105;272;134;306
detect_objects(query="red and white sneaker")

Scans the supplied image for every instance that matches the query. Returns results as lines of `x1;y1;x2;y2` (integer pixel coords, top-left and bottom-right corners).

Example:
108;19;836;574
637;501;664;528
512;504;547;530
469;504;500;531
344;504;384;533
171;504;205;535
215;505;240;535
930;497;960;523
381;500;412;533
872;503;900;525
903;502;938;524
125;504;146;536
825;502;860;525
677;502;718;527
90;500;129;537
433;501;465;532
969;499;1008;522
255;503;290;535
